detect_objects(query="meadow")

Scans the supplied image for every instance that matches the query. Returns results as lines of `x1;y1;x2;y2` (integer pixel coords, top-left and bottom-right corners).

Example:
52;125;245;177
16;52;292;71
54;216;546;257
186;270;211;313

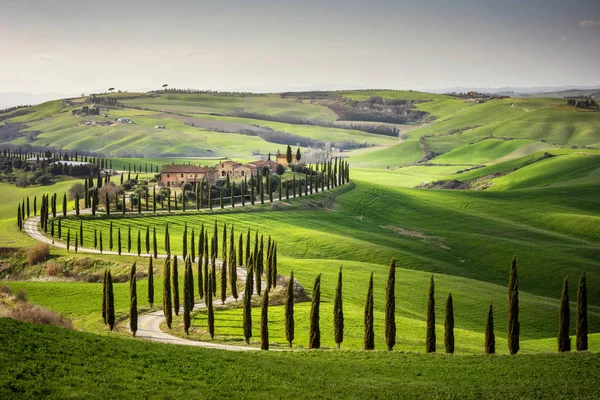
0;89;599;398
2;318;599;399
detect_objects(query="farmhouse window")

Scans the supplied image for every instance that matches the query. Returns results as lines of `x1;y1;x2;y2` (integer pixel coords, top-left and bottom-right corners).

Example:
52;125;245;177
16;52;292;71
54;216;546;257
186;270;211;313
167;174;170;178
181;174;184;177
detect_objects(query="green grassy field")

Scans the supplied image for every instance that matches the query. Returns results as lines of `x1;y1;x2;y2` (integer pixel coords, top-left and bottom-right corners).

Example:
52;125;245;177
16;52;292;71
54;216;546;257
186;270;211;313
1;89;600;397
1;318;599;399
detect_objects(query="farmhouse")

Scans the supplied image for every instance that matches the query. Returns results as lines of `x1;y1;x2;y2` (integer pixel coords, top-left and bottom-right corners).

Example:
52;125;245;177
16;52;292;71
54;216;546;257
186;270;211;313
245;160;279;174
214;160;243;178
159;164;214;187
275;150;296;167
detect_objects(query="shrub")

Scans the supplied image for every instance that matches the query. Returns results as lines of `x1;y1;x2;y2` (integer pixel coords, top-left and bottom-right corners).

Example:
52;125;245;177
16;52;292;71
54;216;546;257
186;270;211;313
27;243;50;266
276;164;285;175
44;262;63;277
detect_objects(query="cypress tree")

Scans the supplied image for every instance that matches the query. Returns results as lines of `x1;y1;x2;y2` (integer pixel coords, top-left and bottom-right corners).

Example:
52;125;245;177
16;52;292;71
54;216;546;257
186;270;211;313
66;229;71;251
165;224;170;255
385;259;396;351
309;274;322;349
243;266;253;344
198;240;204;301
183;258;191;335
445;293;454;354
222;223;227;260
261;288;269;350
145;226;150;254
507;256;520;355
163;258;173;329
63;193;67;217
247;253;255;296
183;224;188;258
105;192;110;215
558;277;571;352
207;271;215;339
94;229;97;249
576;272;588;351
75;233;78;253
102;269;108;324
485;301;495;354
191;229;195;263
238;233;244;270
26;196;30;218
426;275;436;353
172;256;180;316
221;258;228;304
106;270;115;331
204;233;209;299
130;263;138;337
34;196;37;216
364;272;375;350
245;228;251;266
334;266;344;349
211;254;217;297
109;221;113;250
150;227;156;258
199;224;205;267
99;231;103;254
187;256;194;308
79;221;84;246
117;227;122;255
285;271;295;348
127;226;132;253
148;257;154;307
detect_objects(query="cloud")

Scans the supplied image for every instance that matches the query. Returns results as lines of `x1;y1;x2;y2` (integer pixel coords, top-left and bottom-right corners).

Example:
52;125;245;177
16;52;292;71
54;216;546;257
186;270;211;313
560;35;572;42
580;20;600;29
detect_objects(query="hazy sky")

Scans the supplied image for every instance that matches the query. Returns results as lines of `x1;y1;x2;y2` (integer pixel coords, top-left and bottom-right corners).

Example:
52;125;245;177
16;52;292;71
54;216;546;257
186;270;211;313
2;0;599;93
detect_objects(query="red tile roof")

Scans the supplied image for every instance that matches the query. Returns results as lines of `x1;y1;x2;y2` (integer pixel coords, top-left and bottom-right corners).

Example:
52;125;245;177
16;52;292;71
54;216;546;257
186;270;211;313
160;164;213;173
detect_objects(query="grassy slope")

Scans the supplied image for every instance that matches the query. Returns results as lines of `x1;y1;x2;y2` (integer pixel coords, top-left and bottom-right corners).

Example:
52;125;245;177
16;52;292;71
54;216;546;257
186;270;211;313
432;138;553;165
121;93;339;124
1;318;600;399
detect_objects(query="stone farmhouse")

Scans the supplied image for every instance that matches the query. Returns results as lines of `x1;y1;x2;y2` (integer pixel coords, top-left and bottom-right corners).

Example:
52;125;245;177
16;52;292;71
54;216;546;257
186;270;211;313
159;164;215;187
159;159;280;187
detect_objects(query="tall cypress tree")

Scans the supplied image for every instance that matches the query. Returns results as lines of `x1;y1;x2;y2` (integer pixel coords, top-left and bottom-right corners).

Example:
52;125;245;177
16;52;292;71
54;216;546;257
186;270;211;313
153;227;157;258
485;301;495;354
285;271;295;348
145;226;150;254
130;263;138;337
243;266;253;344
220;258;228;305
576;272;588;351
445;293;454;354
558;277;571;352
183;258;191;335
207;271;215;339
148;257;154;307
163;258;173;329
385;259;396;351
198;246;204;301
204;233;209;299
364;272;375;350
333;267;344;349
211;255;217;297
172;256;180;316
238;233;244;271
426;276;436;353
102;269;108;324
117;227;122;255
245;228;251;266
106;270;115;331
507;256;520;355
309;274;322;349
182;224;188;258
186;256;194;308
261;288;269;350
127;226;132;253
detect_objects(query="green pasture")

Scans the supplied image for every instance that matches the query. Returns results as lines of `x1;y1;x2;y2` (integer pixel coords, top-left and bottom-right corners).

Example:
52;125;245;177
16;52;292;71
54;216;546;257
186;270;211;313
2;319;600;399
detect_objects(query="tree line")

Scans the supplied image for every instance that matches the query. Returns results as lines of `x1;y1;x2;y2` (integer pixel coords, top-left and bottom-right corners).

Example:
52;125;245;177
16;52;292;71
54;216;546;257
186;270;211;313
103;255;590;354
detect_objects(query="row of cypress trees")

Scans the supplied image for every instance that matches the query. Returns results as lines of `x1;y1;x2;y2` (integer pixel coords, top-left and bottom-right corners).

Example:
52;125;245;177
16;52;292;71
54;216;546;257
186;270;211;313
111;254;589;354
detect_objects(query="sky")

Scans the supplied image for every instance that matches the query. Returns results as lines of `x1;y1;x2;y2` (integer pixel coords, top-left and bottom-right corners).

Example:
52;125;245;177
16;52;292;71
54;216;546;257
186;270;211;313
1;0;599;94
